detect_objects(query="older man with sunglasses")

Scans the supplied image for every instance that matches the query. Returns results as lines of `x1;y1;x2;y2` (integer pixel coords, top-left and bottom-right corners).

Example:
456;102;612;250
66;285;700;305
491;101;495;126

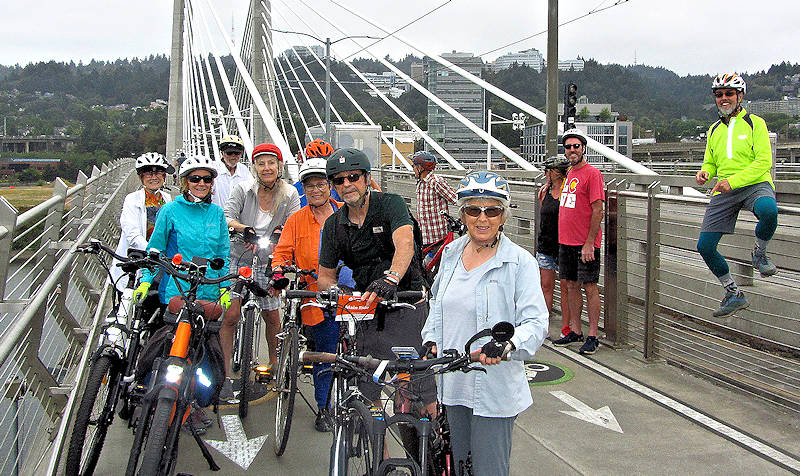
212;135;253;208
695;73;778;318
317;148;437;417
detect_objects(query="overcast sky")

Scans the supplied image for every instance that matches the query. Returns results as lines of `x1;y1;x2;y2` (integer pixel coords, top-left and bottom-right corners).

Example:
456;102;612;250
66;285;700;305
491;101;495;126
3;0;798;77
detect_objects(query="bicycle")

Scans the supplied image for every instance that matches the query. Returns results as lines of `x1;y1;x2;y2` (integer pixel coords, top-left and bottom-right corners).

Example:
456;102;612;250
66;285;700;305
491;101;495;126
271;264;318;456
124;251;266;475
283;288;428;474
300;321;515;476
65;240;163;476
421;211;465;277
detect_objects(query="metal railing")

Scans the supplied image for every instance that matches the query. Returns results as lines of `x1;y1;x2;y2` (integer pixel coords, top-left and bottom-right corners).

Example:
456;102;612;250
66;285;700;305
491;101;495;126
377;166;800;413
0;159;136;476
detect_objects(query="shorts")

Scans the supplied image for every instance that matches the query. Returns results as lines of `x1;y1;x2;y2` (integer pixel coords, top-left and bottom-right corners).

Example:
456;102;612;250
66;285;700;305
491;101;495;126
559;244;601;284
701;181;776;234
229;259;281;311
356;301;437;404
535;252;558;271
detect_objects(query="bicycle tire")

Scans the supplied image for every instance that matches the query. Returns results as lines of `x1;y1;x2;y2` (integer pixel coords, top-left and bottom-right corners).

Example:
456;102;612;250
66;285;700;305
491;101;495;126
65;354;120;476
137;396;176;476
232;324;242;373
273;325;298;456
238;307;256;418
332;399;377;476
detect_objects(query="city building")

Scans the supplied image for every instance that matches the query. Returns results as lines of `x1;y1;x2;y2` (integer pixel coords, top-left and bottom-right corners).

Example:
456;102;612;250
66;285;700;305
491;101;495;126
521;121;632;164
361;72;409;98
745;97;800;117
380;129;420;166
491;48;545;72
410;62;424;83
425;51;487;167
286;45;325;59
558;58;585;71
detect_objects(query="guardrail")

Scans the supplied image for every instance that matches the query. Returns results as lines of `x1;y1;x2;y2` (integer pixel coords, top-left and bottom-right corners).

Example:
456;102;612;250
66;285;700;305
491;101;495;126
0;159;136;476
377;166;800;412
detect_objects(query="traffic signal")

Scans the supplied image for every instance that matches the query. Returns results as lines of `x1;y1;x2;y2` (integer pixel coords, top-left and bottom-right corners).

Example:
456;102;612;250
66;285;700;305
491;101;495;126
564;83;578;130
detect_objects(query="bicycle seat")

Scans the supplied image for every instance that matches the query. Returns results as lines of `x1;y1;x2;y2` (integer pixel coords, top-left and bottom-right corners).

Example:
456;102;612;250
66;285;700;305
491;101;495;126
167;296;224;320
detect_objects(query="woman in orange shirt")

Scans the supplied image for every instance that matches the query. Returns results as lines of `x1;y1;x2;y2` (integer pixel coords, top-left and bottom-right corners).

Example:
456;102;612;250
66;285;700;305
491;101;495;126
272;158;341;432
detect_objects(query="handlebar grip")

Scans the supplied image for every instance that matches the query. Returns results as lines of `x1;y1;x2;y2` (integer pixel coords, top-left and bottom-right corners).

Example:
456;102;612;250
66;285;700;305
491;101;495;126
396;290;425;300
248;281;268;298
299;351;337;364
285;290;318;299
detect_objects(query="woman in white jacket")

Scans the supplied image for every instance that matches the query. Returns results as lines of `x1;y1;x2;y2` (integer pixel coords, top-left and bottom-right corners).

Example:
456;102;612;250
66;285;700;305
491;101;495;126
110;153;173;291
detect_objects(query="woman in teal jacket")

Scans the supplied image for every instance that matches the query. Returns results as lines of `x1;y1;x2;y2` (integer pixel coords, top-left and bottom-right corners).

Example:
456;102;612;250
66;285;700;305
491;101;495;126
134;155;231;307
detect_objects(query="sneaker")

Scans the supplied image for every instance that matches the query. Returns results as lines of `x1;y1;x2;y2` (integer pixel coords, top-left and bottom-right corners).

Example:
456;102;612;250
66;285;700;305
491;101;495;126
751;248;777;277
191;404;213;428
219;377;236;403
314;408;333;433
713;291;749;318
578;336;599;355
553;331;584;347
182;419;207;436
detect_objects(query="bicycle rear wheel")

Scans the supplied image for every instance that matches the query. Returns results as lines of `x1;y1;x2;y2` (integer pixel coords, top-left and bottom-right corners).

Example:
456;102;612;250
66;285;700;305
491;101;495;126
238;307;256;418
331;399;378;476
273;325;298;456
65;354;120;476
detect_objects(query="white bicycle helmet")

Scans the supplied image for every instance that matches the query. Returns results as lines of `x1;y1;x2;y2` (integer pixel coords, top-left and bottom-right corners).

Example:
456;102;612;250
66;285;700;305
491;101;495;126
178;155;218;178
219;135;244;151
561;127;588;146
456;171;510;207
712;73;746;94
298;157;328;182
135;152;174;174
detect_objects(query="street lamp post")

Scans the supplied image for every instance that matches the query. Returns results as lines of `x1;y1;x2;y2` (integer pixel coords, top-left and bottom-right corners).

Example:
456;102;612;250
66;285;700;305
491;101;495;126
270;29;381;145
486;109;525;170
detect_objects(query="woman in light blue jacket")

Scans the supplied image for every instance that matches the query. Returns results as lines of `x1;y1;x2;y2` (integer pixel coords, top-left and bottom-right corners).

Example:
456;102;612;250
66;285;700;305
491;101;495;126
421;171;549;476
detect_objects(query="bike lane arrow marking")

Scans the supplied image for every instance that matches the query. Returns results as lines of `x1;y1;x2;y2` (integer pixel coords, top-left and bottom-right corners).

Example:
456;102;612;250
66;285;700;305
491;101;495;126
205;414;268;470
550;390;623;433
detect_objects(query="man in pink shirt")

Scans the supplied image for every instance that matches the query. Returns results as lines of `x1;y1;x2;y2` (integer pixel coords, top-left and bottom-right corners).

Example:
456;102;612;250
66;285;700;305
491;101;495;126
552;128;605;355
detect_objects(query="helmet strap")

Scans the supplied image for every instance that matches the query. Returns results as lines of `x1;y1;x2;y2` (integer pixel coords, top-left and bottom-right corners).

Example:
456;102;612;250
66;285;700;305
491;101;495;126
183;190;212;204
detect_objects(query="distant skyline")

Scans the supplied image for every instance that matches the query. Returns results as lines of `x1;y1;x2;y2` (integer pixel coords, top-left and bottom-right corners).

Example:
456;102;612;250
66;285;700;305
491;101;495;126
3;0;798;77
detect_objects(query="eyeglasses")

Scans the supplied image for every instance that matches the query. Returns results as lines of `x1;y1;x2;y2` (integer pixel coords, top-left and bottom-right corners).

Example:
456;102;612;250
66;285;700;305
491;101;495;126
714;91;738;98
331;172;364;186
304;182;330;191
140;167;165;176
187;175;214;184
223;149;243;156
564;143;582;150
462;205;504;218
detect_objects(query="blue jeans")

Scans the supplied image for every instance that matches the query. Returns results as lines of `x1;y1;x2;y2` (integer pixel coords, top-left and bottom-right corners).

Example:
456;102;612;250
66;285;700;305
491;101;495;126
310;314;339;410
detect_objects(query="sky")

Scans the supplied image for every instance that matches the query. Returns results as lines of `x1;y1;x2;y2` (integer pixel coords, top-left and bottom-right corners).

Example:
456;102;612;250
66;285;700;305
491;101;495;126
2;0;798;77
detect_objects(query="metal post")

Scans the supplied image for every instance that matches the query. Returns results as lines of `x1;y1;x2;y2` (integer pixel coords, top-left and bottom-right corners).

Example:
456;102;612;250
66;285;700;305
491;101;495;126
643;181;661;359
0;197;18;300
614;180;628;347
325;38;332;143
486;108;492;170
545;0;559;158
603;179;619;345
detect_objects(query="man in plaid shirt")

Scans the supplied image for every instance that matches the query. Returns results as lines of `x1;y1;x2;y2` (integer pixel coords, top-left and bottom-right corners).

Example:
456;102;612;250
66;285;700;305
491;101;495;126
413;151;458;248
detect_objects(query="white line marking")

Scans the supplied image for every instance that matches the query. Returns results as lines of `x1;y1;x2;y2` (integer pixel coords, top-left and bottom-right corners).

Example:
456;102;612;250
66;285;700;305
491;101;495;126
205;414;268;470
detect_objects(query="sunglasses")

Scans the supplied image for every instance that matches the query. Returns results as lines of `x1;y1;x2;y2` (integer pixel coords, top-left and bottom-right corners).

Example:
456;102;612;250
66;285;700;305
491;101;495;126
187;175;214;184
714;91;738;98
462;205;504;218
331;172;364;186
564;143;582;150
223;149;243;156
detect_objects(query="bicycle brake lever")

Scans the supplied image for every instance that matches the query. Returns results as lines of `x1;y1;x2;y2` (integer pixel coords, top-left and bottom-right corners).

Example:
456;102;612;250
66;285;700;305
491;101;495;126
461;365;486;374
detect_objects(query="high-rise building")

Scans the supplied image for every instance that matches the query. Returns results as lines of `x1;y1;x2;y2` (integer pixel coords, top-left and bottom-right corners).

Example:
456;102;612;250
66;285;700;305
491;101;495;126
557;58;585;71
491;48;545;72
521;121;632;164
425;52;487;167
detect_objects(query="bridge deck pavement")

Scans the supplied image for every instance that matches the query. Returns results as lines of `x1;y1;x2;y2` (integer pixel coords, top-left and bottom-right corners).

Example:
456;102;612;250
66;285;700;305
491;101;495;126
93;319;800;475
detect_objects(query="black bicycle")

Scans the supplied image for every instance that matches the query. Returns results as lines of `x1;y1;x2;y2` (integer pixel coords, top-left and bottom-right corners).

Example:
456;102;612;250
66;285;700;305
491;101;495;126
300;321;514;476
65;240;163;476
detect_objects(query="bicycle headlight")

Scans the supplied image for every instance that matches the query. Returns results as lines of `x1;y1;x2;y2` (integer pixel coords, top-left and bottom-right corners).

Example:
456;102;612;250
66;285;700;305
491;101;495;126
105;326;123;344
165;364;184;384
196;368;212;388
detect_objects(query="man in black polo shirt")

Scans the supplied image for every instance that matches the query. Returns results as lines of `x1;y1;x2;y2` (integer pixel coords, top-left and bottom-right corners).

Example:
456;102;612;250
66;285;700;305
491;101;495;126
318;148;435;414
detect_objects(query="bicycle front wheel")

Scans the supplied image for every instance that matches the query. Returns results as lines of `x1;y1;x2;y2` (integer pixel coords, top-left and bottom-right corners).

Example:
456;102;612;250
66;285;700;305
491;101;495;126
137;396;177;476
238;306;256;418
273;325;298;456
65;354;120;476
331;399;378;476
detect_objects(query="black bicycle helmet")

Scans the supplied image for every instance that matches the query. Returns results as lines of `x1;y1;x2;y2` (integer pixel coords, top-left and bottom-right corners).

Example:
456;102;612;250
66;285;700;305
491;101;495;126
543;155;570;173
326;148;371;178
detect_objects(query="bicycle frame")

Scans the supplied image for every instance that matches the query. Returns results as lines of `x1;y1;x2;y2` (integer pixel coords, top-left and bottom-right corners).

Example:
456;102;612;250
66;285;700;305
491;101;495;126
423;211;465;274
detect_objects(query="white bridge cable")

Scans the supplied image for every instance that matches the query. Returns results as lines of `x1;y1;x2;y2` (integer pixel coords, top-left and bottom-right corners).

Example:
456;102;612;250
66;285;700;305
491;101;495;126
270;2;414;170
261;29;318;141
198;0;297;178
264;60;304;156
304;1;532;171
187;1;220;160
268;30;325;128
263;60;291;148
197;31;229;139
186;20;205;156
328;0;657;175
186;6;211;157
190;0;255;156
286;0;466;170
